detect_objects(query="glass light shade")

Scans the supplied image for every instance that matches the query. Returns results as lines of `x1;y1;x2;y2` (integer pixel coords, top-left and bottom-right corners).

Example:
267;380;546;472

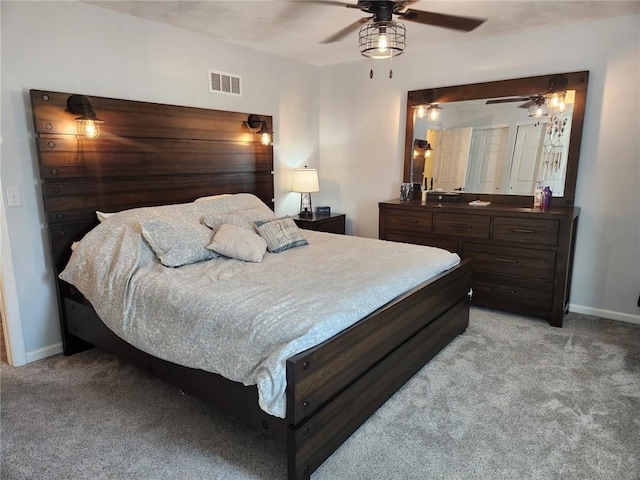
427;104;442;122
415;105;426;119
260;132;272;146
292;168;319;193
547;91;566;112
359;21;406;59
79;119;100;139
528;103;548;118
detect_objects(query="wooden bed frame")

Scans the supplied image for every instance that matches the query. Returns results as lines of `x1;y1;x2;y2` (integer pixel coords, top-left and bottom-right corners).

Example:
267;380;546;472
30;89;472;479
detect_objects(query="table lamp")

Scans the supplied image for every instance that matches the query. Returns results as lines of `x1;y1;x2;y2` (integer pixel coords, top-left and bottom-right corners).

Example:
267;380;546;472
292;166;319;217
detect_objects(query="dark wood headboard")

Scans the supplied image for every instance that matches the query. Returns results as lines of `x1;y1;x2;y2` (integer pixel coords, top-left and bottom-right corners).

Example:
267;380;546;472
29;90;274;274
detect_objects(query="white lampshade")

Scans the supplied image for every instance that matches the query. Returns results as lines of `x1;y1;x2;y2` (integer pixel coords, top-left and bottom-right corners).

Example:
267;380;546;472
292;168;319;193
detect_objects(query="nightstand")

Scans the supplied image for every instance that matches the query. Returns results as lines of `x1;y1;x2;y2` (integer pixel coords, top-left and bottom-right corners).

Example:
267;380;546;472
293;213;346;234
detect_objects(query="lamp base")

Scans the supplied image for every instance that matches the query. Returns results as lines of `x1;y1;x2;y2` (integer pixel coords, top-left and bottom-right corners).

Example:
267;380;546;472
299;193;313;218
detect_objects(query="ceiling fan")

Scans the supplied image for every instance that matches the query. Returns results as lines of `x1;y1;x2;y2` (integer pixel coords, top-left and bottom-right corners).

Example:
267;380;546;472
315;1;486;44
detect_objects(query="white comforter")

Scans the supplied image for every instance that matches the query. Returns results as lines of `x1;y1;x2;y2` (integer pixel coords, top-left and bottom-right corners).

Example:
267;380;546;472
60;194;460;418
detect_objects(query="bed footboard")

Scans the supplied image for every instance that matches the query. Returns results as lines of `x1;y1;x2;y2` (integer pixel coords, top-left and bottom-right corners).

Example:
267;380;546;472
285;259;471;479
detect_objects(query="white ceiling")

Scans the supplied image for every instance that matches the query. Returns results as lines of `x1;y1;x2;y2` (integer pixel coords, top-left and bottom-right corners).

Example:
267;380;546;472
85;1;640;66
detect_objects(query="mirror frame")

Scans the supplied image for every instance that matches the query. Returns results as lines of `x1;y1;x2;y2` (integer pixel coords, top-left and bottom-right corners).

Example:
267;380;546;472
404;71;589;207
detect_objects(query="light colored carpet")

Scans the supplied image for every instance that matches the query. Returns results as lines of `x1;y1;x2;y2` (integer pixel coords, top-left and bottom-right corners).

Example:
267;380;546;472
2;307;639;479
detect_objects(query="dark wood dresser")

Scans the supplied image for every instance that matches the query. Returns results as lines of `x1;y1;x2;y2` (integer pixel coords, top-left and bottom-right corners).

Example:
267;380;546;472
379;199;579;327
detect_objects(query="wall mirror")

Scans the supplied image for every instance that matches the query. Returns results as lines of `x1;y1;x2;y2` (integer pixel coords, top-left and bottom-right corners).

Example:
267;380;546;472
404;71;589;206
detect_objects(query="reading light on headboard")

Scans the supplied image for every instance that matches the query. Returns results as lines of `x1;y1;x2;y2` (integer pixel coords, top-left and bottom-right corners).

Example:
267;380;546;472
65;95;104;139
245;114;273;146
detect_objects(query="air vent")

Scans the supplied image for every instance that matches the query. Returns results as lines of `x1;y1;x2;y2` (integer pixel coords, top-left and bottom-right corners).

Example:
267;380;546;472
209;69;242;96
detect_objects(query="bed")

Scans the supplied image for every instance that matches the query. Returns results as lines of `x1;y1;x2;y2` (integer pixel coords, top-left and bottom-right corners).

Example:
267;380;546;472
30;89;472;479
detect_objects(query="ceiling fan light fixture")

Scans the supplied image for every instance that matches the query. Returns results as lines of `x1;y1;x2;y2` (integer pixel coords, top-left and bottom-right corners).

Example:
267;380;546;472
528;100;548;118
359;20;406;59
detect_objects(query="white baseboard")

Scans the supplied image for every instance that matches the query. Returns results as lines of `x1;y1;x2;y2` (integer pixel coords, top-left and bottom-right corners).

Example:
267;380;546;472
26;342;63;363
569;304;640;325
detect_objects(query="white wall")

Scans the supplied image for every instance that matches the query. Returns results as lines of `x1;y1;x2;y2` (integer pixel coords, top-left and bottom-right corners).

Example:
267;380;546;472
318;14;640;322
1;1;319;359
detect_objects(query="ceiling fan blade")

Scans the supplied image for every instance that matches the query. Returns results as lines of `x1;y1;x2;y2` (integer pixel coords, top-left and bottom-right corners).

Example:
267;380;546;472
301;0;363;10
320;16;371;44
519;100;535;109
486;97;531;105
393;0;420;13
300;1;355;6
400;9;486;32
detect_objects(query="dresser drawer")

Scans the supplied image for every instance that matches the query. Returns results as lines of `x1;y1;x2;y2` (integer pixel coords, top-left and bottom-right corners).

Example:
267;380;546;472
385;232;431;246
422;237;459;254
384;208;432;235
492;217;559;246
435;213;490;240
471;273;553;317
464;243;556;281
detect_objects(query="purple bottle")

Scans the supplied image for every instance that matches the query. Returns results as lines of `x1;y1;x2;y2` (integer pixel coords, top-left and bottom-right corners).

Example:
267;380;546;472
541;186;552;208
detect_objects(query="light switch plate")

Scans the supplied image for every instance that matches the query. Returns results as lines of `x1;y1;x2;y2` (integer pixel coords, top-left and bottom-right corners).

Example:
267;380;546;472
6;187;22;207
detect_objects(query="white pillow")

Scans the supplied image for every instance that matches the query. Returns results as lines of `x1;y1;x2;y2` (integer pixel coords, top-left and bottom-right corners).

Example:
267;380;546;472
207;223;267;263
141;219;217;267
204;213;254;233
204;206;277;232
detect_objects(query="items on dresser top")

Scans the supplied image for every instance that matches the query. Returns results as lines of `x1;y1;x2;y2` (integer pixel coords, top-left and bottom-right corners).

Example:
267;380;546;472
379;199;579;327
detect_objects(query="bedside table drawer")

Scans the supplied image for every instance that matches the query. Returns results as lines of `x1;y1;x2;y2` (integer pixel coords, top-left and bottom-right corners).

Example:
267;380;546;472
464;243;556;281
435;213;490;240
294;214;345;234
385;208;432;235
493;217;559;246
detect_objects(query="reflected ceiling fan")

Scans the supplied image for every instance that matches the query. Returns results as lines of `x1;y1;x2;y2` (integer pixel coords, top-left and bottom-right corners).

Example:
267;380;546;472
486;94;546;110
485;75;570;111
316;1;487;44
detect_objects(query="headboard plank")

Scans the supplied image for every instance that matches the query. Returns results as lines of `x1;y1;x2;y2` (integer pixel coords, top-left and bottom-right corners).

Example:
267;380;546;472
31;90;270;141
36;137;272;180
43;173;275;226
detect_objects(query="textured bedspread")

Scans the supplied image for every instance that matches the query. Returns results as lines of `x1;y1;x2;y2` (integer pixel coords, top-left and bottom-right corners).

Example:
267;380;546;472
60;195;460;418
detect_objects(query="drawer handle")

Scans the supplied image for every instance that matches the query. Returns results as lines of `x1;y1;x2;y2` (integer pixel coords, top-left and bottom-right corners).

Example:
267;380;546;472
511;228;536;234
451;223;472;229
493;257;518;264
397;219;418;224
491;286;517;295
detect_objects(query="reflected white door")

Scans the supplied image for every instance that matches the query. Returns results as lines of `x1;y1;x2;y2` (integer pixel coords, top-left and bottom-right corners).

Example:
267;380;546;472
433;127;472;191
508;123;545;195
466;127;508;194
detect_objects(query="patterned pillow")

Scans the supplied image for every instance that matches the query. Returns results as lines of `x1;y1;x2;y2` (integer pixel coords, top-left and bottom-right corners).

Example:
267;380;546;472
254;217;308;253
207;223;267;263
140;219;217;267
